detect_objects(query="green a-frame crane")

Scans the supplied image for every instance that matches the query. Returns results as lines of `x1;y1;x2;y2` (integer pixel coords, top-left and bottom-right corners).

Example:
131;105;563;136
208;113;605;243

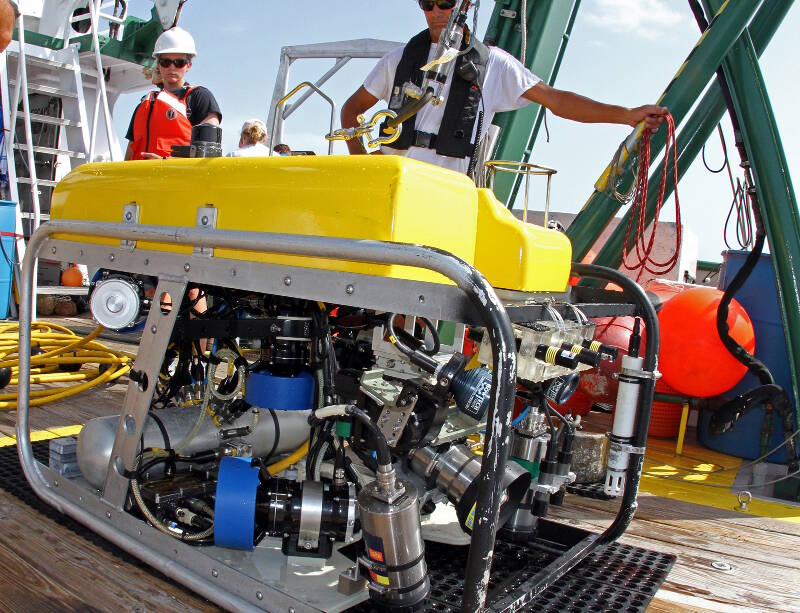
486;0;799;473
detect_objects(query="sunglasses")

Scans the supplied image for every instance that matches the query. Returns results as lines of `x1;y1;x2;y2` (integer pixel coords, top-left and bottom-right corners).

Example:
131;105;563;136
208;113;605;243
418;0;457;11
157;58;190;68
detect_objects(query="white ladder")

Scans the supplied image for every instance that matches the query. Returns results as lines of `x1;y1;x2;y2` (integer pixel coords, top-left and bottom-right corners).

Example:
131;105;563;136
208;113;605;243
5;40;91;239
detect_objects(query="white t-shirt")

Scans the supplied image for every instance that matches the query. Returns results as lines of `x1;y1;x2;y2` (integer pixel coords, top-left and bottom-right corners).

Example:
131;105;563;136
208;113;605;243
227;143;271;157
364;43;541;174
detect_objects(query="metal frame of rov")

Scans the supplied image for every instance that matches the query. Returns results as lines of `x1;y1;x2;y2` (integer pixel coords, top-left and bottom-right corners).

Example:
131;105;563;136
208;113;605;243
16;219;658;612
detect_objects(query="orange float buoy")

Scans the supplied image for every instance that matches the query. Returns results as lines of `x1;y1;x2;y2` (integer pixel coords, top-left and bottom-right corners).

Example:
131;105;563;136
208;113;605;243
658;286;754;398
579;282;754;403
61;263;83;287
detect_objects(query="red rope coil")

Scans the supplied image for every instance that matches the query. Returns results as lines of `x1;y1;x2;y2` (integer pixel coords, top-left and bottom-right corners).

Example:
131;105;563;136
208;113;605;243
621;113;681;278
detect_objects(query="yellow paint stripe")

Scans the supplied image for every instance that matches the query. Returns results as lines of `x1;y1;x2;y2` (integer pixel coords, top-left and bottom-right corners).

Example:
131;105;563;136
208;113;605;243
0;424;83;448
640;439;800;524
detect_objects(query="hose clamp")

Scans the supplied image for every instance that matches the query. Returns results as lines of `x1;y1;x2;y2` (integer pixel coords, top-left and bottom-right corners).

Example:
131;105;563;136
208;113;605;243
619;367;661;381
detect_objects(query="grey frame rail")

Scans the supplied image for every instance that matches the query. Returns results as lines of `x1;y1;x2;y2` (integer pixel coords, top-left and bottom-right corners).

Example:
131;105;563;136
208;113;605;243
15;220;517;613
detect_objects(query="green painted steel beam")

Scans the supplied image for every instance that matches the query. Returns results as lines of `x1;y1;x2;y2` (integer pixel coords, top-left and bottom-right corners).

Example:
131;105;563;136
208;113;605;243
582;0;793;277
565;0;760;262
485;0;579;204
703;0;800;435
14;8;162;67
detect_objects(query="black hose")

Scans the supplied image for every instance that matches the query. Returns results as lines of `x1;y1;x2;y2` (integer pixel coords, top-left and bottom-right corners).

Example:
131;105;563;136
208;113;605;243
345;405;392;467
688;0;774;386
350;439;379;473
542;395;558;463
386;313;438;373
148;412;171;450
264;409;280;463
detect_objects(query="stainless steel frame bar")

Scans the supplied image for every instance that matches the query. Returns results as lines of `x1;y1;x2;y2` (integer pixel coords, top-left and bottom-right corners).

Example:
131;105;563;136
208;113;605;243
16;220;518;612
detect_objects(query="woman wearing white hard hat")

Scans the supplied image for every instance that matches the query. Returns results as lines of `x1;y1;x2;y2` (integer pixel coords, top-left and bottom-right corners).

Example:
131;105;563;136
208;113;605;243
227;119;271;157
125;26;222;160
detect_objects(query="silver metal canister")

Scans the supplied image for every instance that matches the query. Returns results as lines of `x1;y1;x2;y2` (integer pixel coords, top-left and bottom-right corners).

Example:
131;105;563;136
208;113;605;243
357;479;429;610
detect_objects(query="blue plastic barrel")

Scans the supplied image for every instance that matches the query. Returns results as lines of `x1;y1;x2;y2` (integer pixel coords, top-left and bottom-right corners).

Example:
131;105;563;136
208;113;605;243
697;250;798;463
0;200;16;319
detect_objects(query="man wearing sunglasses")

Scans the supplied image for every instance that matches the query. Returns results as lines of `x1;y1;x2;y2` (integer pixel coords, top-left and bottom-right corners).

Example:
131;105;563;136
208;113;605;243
125;26;222;160
342;0;666;176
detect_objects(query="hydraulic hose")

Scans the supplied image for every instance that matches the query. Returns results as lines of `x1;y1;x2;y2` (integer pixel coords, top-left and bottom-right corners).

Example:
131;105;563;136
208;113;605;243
266;440;309;476
688;1;796;465
0;322;134;409
314;404;392;467
386;313;438;373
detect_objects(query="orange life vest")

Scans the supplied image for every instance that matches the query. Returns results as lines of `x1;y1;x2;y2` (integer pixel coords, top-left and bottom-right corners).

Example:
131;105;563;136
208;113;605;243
129;87;196;159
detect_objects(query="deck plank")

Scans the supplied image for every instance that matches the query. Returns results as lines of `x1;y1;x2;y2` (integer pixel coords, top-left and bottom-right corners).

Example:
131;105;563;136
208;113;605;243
551;494;800;612
0;491;220;611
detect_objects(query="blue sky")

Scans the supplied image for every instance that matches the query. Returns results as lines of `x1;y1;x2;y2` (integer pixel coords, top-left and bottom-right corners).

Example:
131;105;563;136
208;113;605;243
112;1;798;263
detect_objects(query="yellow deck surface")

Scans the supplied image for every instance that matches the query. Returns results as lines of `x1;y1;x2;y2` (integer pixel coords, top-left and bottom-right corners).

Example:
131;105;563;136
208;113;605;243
641;438;800;523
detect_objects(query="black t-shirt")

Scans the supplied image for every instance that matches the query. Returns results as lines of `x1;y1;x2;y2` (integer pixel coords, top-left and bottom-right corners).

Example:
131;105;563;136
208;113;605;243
125;85;222;141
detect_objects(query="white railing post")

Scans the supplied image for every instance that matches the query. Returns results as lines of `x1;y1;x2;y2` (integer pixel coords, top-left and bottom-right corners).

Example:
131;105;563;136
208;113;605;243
88;0;115;161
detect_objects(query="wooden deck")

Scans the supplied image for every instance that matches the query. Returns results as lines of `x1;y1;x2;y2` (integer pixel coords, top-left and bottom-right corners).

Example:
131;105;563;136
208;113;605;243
2;322;799;612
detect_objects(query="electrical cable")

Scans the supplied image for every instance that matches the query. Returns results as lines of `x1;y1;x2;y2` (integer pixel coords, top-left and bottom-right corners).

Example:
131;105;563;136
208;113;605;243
702;124;752;249
511;404;530;428
0;322;133;408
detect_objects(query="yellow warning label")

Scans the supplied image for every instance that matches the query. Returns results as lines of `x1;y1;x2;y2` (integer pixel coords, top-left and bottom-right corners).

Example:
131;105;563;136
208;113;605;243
465;502;476;531
370;571;390;586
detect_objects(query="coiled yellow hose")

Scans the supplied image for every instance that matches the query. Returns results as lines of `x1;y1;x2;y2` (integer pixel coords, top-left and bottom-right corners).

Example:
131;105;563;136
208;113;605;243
0;321;135;409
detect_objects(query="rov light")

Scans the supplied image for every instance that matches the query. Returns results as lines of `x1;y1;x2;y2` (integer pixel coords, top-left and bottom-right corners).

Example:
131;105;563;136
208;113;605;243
89;276;143;330
410;444;531;534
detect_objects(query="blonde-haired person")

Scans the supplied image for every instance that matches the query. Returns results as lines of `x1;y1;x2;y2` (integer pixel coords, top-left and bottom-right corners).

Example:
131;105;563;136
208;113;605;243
228;119;270;157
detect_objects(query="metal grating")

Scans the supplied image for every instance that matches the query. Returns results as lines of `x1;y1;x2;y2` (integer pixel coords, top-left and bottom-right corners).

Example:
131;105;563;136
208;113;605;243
351;526;674;612
567;481;615;501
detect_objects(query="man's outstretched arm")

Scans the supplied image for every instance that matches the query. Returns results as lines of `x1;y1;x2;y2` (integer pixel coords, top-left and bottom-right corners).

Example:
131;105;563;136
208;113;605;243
341;86;380;155
524;82;667;132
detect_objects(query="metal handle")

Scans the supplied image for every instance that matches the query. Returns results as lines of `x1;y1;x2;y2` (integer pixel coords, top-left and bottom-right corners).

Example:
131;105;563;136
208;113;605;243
269;81;337;155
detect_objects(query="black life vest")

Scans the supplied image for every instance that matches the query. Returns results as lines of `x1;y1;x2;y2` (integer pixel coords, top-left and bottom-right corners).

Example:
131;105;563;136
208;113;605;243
384;29;489;159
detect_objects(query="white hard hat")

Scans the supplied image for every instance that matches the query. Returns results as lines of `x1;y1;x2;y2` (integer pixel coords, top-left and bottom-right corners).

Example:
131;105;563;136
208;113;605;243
153;27;197;58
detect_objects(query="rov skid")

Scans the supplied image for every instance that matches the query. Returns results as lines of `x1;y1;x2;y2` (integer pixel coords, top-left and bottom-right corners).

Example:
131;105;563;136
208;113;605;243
17;155;658;612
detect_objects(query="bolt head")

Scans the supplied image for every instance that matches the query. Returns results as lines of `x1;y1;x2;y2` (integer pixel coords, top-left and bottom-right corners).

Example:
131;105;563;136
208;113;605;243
150;325;157;334
125;212;133;221
51;246;57;254
109;254;115;262
184;263;191;272
201;215;209;225
256;592;263;600
345;284;355;295
211;569;219;577
284;276;292;286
